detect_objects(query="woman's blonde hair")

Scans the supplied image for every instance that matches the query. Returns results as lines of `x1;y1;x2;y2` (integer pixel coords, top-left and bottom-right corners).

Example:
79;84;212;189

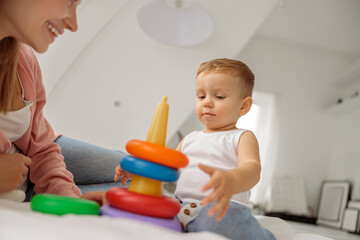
196;58;255;97
0;37;19;113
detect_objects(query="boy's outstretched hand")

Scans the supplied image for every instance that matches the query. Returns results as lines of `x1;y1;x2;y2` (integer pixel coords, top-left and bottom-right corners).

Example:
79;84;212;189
199;163;237;221
114;165;132;186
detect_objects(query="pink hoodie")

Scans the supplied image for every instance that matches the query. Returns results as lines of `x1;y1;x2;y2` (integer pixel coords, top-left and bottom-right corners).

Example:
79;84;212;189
0;44;81;197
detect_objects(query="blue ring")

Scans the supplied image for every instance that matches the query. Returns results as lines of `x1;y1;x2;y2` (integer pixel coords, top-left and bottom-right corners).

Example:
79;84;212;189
120;156;179;182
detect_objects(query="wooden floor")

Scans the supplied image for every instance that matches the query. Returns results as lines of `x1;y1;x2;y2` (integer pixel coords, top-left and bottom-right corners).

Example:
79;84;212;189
287;221;360;240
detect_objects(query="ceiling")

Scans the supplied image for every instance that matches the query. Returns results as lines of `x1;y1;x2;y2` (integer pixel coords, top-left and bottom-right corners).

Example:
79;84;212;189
35;0;360;149
257;0;360;59
252;0;360;88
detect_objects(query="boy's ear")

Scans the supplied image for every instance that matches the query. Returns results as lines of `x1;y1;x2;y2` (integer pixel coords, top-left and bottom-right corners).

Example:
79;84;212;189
239;96;252;116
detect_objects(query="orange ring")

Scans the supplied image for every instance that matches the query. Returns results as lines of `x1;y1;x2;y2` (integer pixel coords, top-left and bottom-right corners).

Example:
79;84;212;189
126;139;188;169
106;187;180;218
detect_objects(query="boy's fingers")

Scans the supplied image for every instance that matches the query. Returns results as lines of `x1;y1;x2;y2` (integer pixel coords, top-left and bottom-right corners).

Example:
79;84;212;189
125;172;133;179
121;176;127;186
208;199;229;221
216;205;229;221
114;166;120;175
208;201;223;217
202;187;222;205
198;163;214;174
202;171;222;192
114;175;119;182
202;196;210;206
201;179;215;192
114;171;121;182
201;188;216;204
216;198;230;221
207;205;218;217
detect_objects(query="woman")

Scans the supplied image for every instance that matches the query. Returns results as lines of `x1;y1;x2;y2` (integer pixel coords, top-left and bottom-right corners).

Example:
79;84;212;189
0;0;127;204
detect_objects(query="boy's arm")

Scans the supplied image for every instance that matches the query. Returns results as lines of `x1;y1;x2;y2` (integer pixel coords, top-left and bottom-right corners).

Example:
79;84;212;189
231;130;261;192
200;131;261;220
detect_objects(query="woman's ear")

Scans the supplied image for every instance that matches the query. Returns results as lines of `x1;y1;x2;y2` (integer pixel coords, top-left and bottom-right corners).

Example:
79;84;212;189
239;96;252;116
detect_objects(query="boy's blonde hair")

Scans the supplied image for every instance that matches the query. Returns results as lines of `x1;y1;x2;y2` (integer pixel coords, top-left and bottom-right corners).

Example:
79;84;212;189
196;58;255;97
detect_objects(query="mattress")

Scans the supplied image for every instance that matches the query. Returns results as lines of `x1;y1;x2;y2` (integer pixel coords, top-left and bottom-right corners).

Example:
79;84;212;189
0;199;333;240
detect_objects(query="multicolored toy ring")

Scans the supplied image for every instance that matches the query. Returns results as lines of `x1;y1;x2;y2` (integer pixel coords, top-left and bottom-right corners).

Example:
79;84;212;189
120;155;179;182
126;139;188;168
106;187;180;218
31;194;100;216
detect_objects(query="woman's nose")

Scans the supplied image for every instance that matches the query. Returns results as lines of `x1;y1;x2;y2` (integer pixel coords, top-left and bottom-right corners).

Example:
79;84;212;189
63;8;78;32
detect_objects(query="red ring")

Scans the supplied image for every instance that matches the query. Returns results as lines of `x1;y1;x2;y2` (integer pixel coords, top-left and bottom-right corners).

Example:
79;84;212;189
106;187;180;218
126;139;188;169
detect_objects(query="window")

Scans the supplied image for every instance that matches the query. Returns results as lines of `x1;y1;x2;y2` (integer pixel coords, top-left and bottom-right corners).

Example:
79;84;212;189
236;91;278;204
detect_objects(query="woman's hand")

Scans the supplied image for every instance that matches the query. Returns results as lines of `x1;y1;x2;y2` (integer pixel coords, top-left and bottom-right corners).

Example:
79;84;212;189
114;165;132;186
0;153;32;192
199;163;237;221
81;191;107;206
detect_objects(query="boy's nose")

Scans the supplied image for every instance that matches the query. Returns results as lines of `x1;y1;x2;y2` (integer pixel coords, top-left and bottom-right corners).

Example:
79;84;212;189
204;98;213;108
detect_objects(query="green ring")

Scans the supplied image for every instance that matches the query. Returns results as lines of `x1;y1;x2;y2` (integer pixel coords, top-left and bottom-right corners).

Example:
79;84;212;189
31;194;100;216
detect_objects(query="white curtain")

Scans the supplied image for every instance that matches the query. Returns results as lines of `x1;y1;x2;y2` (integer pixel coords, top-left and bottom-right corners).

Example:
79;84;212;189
237;91;279;205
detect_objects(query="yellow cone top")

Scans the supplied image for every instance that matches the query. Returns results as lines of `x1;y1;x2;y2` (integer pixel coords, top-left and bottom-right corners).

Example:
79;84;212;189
145;96;169;146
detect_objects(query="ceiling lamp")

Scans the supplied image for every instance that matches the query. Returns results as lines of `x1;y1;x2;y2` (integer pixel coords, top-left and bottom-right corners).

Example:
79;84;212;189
137;0;214;47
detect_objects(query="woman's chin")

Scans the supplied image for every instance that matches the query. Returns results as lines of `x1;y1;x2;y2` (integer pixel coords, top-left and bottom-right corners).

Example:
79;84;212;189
30;42;50;53
34;46;49;53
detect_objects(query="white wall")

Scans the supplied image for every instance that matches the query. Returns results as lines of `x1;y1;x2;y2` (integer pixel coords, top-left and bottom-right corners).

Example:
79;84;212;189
238;36;352;211
328;109;360;200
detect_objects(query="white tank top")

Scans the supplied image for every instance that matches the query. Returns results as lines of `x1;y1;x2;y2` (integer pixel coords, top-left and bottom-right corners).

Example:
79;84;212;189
175;129;251;204
0;76;33;192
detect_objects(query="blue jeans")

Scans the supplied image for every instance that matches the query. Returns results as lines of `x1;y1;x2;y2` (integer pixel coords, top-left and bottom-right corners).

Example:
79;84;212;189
181;200;275;240
55;136;129;192
25;136;128;200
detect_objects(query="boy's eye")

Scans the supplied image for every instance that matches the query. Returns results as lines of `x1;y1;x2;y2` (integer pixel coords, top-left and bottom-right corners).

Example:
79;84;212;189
216;96;225;99
197;95;205;99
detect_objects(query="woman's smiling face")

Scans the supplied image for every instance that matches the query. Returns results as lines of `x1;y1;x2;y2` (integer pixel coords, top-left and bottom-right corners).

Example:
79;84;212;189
0;0;81;53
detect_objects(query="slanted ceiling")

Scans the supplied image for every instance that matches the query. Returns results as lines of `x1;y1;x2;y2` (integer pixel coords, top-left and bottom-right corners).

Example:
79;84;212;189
37;0;278;150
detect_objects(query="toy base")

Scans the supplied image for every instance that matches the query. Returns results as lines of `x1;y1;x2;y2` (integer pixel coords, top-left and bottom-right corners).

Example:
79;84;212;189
100;205;181;232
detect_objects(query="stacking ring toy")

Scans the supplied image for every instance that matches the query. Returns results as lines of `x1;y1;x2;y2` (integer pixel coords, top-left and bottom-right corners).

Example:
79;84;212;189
121;156;179;182
31;194;100;216
126;139;188;168
106;187;180;218
100;205;181;232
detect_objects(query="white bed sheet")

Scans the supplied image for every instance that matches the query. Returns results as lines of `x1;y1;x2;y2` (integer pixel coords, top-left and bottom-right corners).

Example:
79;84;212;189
0;199;333;240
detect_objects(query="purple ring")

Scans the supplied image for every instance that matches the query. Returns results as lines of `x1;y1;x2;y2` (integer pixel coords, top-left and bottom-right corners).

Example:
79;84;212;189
100;205;181;232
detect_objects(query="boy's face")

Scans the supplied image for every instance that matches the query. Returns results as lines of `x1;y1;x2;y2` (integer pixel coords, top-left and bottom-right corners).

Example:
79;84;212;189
195;72;246;132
